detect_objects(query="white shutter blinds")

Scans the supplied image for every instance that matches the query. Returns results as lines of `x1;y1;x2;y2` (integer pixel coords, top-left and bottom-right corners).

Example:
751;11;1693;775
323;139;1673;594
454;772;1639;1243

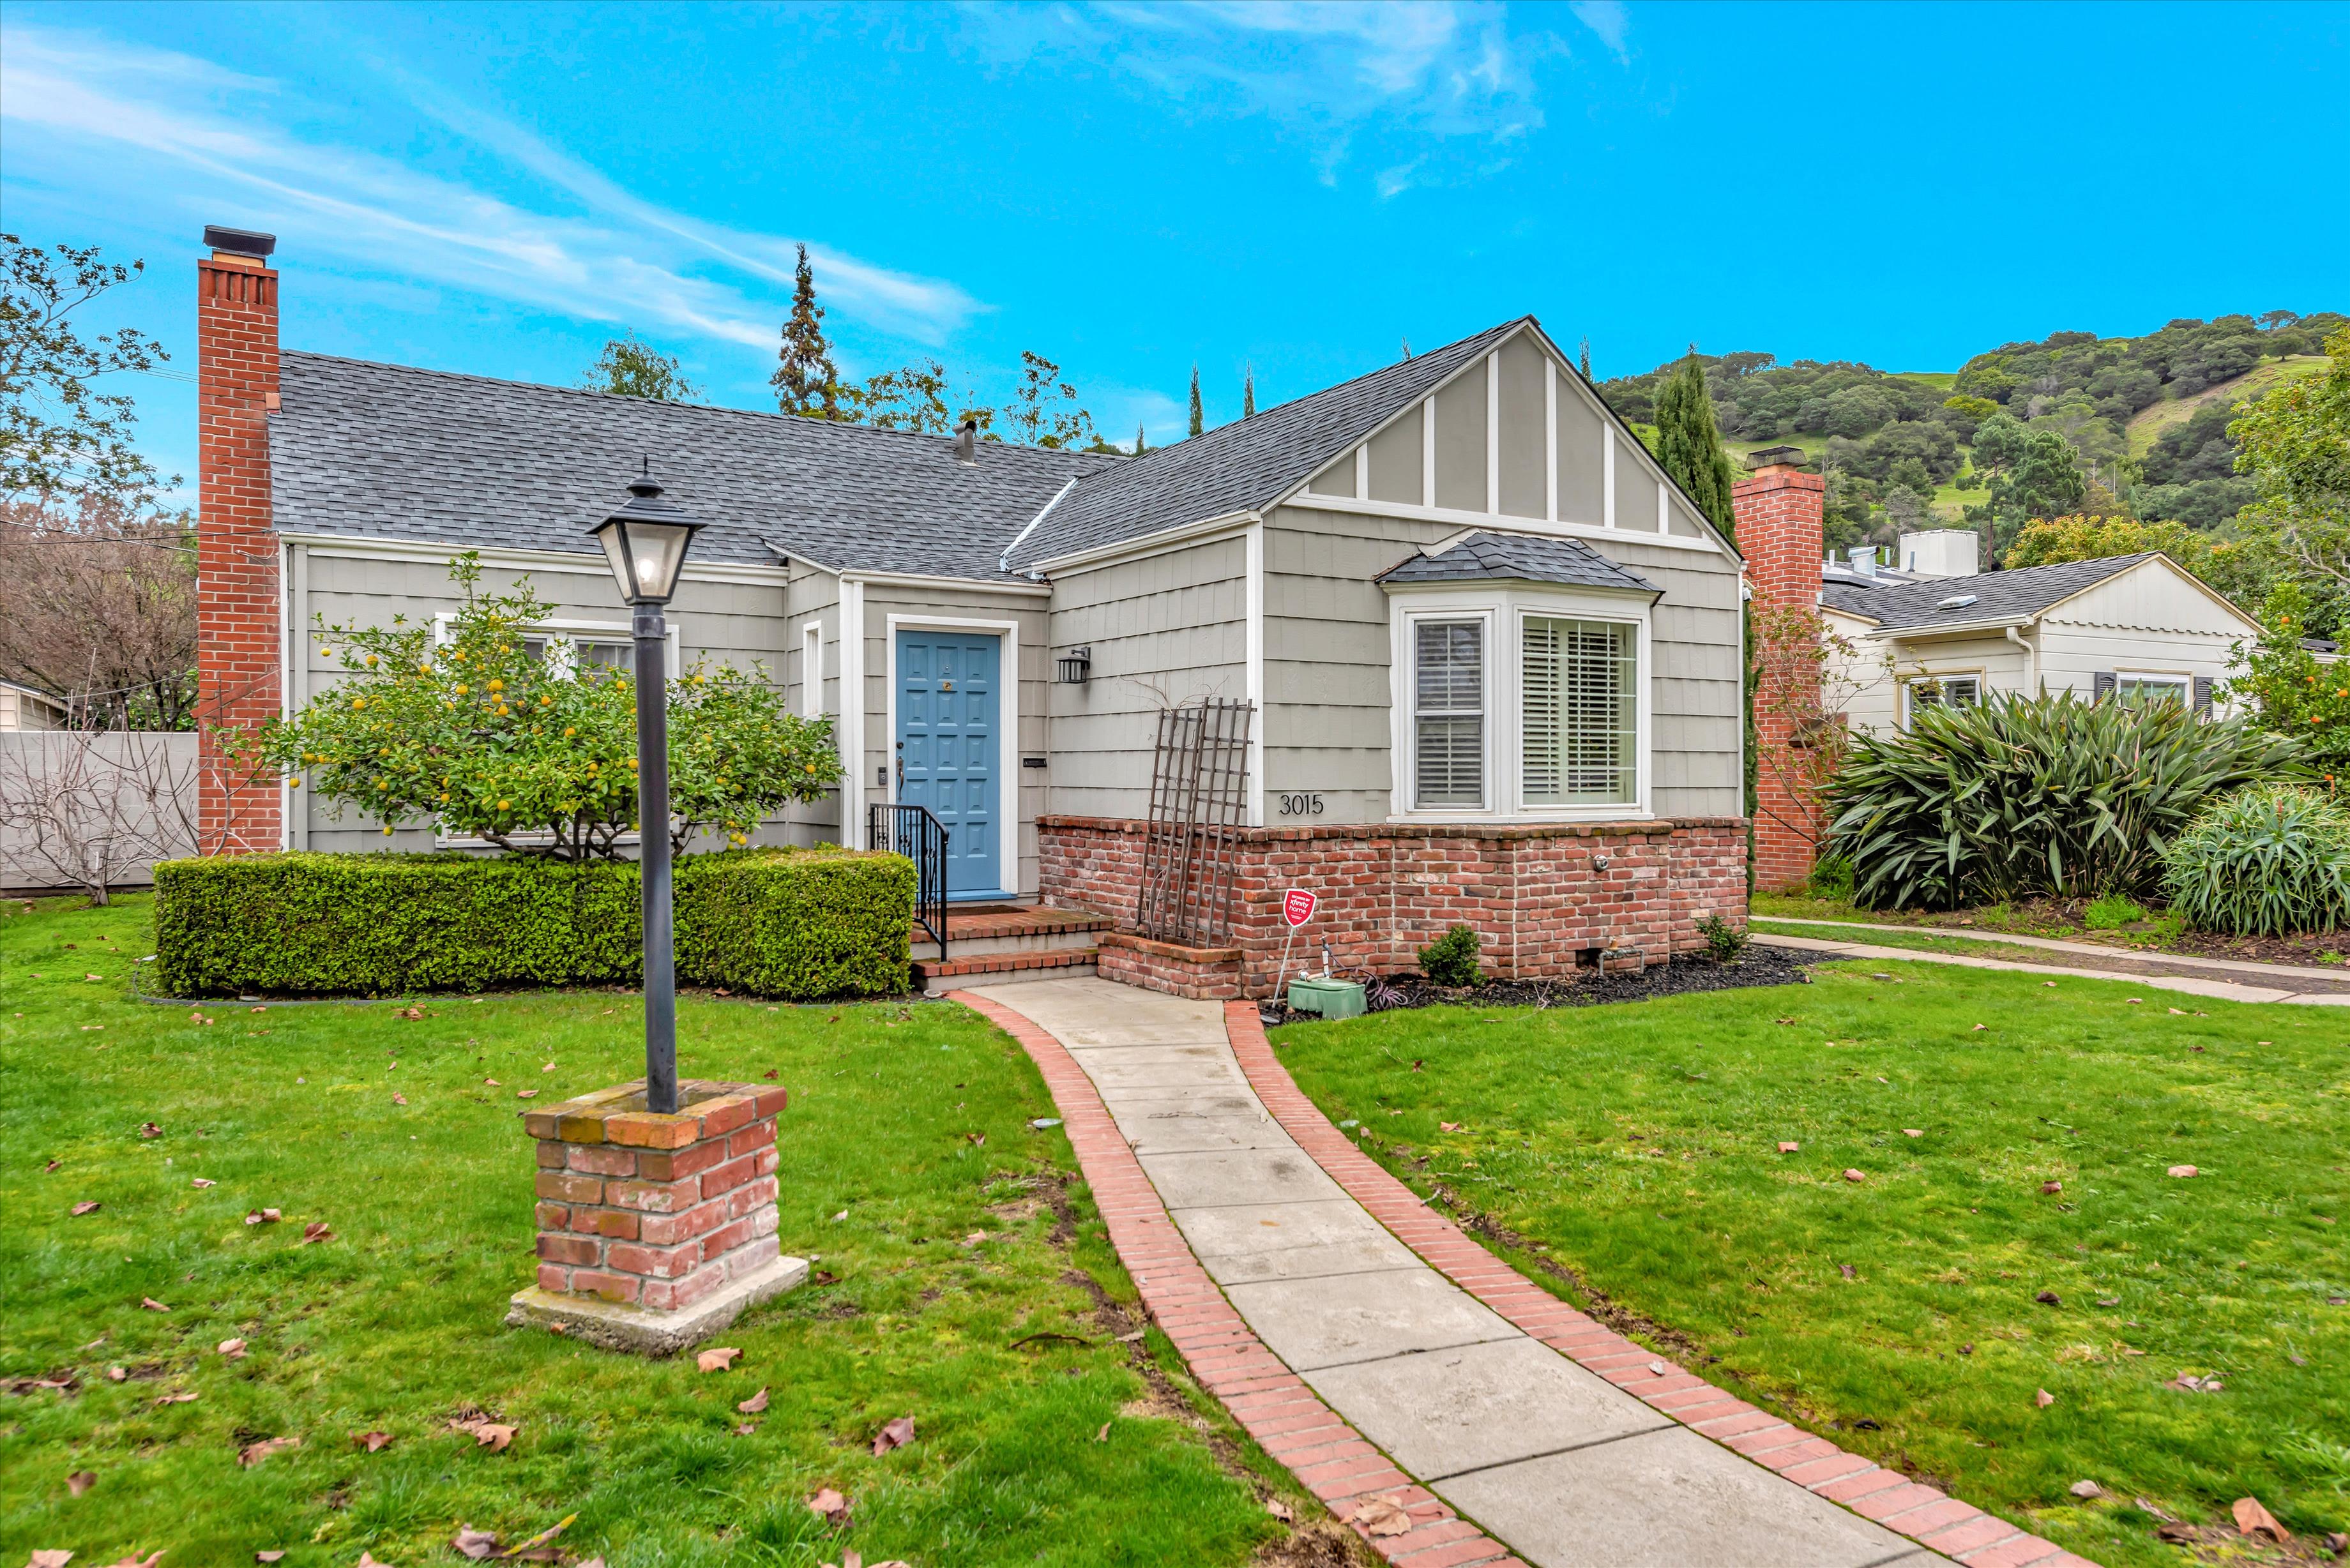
1522;617;1637;804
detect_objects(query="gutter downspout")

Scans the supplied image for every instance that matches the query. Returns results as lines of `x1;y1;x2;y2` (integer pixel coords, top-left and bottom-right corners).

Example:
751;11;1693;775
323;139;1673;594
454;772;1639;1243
1000;478;1077;577
2006;621;2039;697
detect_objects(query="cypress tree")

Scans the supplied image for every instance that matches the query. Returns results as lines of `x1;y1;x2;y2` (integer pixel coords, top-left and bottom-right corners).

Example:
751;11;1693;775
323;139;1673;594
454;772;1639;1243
1243;363;1255;419
1652;355;1739;538
1133;421;1148;456
1578;337;1591;381
771;244;852;421
1400;336;1413;361
1187;366;1203;438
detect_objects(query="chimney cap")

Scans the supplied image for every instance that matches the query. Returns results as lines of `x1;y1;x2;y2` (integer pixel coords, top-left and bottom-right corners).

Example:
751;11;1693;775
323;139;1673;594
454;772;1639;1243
204;225;276;260
1745;444;1807;471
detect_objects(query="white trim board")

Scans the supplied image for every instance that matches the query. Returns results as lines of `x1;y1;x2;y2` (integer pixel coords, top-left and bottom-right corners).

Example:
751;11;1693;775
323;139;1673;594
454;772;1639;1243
883;613;1022;897
1282;492;1724;554
278;531;794;588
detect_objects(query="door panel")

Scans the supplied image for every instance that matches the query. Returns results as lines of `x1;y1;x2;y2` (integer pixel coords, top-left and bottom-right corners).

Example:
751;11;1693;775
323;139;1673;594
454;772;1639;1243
896;629;1001;896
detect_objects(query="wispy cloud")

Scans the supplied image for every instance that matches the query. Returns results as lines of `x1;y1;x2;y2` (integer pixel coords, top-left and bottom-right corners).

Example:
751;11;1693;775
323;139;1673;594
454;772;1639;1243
968;1;1563;189
0;25;981;353
1568;2;1632;61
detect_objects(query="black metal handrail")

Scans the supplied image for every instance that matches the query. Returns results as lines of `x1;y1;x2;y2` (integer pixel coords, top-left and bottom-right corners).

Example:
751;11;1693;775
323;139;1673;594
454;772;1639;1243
868;802;948;961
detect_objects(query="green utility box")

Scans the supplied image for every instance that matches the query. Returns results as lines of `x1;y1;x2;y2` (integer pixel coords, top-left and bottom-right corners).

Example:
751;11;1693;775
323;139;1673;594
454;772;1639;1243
1287;976;1368;1020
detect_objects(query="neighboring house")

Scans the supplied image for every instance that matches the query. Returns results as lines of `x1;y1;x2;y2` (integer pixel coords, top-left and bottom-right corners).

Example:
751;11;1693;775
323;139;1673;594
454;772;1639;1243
0;680;68;732
190;225;1752;996
1819;545;2260;732
1732;439;2267;891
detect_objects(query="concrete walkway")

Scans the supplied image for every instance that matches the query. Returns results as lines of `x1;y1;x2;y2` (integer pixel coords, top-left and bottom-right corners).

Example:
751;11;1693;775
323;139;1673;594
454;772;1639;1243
1759;915;2350;991
965;977;2092;1568
1755;930;2350;1006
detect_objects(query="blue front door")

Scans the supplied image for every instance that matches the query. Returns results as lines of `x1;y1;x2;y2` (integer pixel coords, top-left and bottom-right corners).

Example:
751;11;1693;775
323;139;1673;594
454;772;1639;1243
897;629;1002;898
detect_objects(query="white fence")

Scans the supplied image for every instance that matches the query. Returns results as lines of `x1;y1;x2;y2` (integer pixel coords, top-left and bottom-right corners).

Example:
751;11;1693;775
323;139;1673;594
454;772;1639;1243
0;730;201;895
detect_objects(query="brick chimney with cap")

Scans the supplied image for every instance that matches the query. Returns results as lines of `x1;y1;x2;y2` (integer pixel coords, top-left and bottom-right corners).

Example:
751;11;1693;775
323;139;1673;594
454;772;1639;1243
1732;446;1827;893
195;225;284;852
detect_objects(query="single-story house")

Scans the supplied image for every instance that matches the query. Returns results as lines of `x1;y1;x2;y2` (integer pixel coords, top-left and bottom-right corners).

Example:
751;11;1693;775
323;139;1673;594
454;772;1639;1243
1818;541;2261;730
192;225;1752;996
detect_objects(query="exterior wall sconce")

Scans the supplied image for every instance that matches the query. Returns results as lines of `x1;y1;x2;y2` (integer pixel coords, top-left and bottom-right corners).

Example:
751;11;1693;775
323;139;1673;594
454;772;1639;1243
1591;854;1612;872
1055;647;1092;685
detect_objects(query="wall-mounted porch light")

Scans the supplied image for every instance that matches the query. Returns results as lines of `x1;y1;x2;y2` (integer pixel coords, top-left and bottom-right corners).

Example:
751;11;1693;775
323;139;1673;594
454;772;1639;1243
1055;647;1092;685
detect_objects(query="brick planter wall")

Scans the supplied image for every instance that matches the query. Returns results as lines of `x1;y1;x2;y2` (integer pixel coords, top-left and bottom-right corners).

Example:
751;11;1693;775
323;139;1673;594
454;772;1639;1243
512;1078;801;1353
1041;815;1746;998
1096;931;1243;1000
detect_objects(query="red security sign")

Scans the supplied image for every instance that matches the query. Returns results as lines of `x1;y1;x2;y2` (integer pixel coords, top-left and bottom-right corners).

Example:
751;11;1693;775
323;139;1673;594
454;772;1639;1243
1281;887;1317;928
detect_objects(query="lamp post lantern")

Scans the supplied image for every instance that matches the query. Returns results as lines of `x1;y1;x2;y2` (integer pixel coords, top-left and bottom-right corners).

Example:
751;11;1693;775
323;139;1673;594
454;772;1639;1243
589;462;708;1115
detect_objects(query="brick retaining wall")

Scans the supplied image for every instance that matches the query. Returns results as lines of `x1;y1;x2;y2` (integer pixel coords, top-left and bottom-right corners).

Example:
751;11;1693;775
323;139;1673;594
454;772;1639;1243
1042;815;1747;997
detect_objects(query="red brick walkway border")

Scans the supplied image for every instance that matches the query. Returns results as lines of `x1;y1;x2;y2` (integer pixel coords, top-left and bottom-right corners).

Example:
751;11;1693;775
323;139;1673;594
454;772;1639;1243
952;990;1529;1567
1220;1001;2100;1568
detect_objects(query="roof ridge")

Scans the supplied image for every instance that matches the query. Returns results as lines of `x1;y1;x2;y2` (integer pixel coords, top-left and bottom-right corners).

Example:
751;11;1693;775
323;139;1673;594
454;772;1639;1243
280;351;1123;467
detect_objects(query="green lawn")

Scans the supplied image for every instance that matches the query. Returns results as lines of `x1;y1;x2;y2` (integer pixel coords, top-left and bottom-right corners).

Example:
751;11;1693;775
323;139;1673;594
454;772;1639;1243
1273;959;2350;1568
1;895;1313;1568
1750;919;2098;967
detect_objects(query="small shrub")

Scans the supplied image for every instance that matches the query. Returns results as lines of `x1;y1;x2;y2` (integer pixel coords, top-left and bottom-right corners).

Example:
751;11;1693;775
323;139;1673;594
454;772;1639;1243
1804;856;1854;900
1695;913;1748;961
153;847;912;999
1418;924;1482;988
1825;691;2305;910
2161;784;2350;937
2082;894;2146;930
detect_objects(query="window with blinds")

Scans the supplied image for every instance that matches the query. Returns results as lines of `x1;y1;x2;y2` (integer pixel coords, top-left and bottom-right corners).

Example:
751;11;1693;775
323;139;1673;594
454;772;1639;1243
1522;616;1637;805
1413;619;1485;807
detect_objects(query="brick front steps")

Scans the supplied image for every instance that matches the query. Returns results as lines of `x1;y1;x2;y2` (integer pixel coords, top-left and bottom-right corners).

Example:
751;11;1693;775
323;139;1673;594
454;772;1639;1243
1218;1001;2098;1568
911;905;1108;993
952;989;1529;1567
914;946;1098;994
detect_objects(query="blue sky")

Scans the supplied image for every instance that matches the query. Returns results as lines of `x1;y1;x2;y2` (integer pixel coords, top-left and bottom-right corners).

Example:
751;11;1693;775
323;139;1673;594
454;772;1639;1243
3;1;2345;493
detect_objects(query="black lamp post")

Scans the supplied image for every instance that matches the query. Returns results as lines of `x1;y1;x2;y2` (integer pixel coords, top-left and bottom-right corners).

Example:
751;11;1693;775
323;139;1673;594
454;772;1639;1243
588;463;707;1116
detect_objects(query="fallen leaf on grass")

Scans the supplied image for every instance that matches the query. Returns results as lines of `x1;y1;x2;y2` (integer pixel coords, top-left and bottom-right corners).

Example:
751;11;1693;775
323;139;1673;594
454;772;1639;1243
963;1131;985;1147
245;1209;280;1226
354;1431;393;1451
1439;1120;1462;1133
255;1554;284;1564
1094;1421;1110;1442
44;1158;60;1172
737;1387;768;1414
2126;997;2142;1005
391;1094;407;1106
29;1552;72;1568
2070;1480;2104;1498
137;1121;162;1138
71;1200;100;1216
452;1529;499;1561
2233;1496;2290;1542
2036;1290;2061;1306
1839;1264;1857;1280
1349;1494;1412;1537
301;1221;333;1244
2168;1165;2199;1179
2035;1389;2056;1407
807;1488;851;1525
1842;1169;1865;1184
446;1414;517;1451
1777;1141;1799;1153
696;1346;741;1372
239;1435;299;1466
190;1178;214;1189
107;1366;126;1382
871;1415;916;1456
104;1557;162;1568
217;1338;246;1359
1266;1498;1294;1522
542;1061;556;1072
68;1470;96;1496
140;1297;169;1312
515;1090;537;1100
398;1006;423;1021
153;1392;197;1406
763;1068;780;1080
734;1421;758;1436
2135;1497;2177;1523
358;1555;393;1568
1903;1129;1923;1138
2167;1372;2225;1394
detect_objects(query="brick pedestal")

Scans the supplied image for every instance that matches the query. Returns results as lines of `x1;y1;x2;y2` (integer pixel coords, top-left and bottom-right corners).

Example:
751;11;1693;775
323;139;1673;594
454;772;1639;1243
1096;931;1243;999
506;1078;805;1355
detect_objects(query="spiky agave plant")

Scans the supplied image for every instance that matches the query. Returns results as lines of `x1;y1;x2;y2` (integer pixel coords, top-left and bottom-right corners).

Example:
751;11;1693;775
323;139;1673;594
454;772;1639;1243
2162;783;2350;936
1823;691;2306;911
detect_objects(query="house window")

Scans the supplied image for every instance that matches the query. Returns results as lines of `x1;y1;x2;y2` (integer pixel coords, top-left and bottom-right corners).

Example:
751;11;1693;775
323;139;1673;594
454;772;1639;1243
1522;616;1637;804
2114;672;2189;709
1413;619;1485;808
1904;674;1980;723
524;632;635;679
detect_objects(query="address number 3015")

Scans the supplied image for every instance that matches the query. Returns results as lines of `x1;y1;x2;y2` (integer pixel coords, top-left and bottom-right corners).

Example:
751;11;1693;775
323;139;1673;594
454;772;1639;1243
1276;792;1325;817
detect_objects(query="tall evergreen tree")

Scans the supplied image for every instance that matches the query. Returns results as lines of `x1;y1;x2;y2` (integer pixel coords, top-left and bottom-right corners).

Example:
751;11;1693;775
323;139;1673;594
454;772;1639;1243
1187;366;1203;438
1400;336;1413;361
1652;355;1739;538
770;244;853;421
1578;337;1591;381
1243;363;1255;419
1133;421;1148;456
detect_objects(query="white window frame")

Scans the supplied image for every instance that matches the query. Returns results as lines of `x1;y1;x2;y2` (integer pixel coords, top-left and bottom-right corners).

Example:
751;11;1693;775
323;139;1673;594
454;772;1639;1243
1900;670;1983;727
1387;584;1654;822
2112;668;2192;709
800;621;824;718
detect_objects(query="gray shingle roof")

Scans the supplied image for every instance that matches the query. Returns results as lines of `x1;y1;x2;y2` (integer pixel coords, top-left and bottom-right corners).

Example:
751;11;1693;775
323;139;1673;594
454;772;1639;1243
1822;553;2160;631
1377;530;1660;595
1007;319;1531;570
269;353;1116;581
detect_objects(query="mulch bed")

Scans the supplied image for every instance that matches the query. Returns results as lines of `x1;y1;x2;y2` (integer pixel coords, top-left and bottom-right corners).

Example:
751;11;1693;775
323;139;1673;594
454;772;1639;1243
1261;945;1826;1025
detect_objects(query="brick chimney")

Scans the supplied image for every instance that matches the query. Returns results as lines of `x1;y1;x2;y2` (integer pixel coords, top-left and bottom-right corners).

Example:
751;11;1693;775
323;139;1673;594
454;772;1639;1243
195;225;284;854
1732;448;1826;893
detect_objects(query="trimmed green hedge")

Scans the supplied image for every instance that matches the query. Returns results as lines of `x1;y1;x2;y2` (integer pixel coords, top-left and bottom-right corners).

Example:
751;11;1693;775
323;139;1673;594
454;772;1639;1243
153;847;914;1000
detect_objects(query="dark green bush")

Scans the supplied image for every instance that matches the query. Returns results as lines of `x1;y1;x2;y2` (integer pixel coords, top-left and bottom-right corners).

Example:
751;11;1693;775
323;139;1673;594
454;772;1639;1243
2162;784;2350;936
1418;923;1482;987
154;847;913;999
1695;913;1748;961
1824;693;2305;910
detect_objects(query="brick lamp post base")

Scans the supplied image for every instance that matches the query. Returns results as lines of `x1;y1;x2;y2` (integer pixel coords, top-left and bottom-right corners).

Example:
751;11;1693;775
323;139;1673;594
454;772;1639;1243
507;1078;806;1357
